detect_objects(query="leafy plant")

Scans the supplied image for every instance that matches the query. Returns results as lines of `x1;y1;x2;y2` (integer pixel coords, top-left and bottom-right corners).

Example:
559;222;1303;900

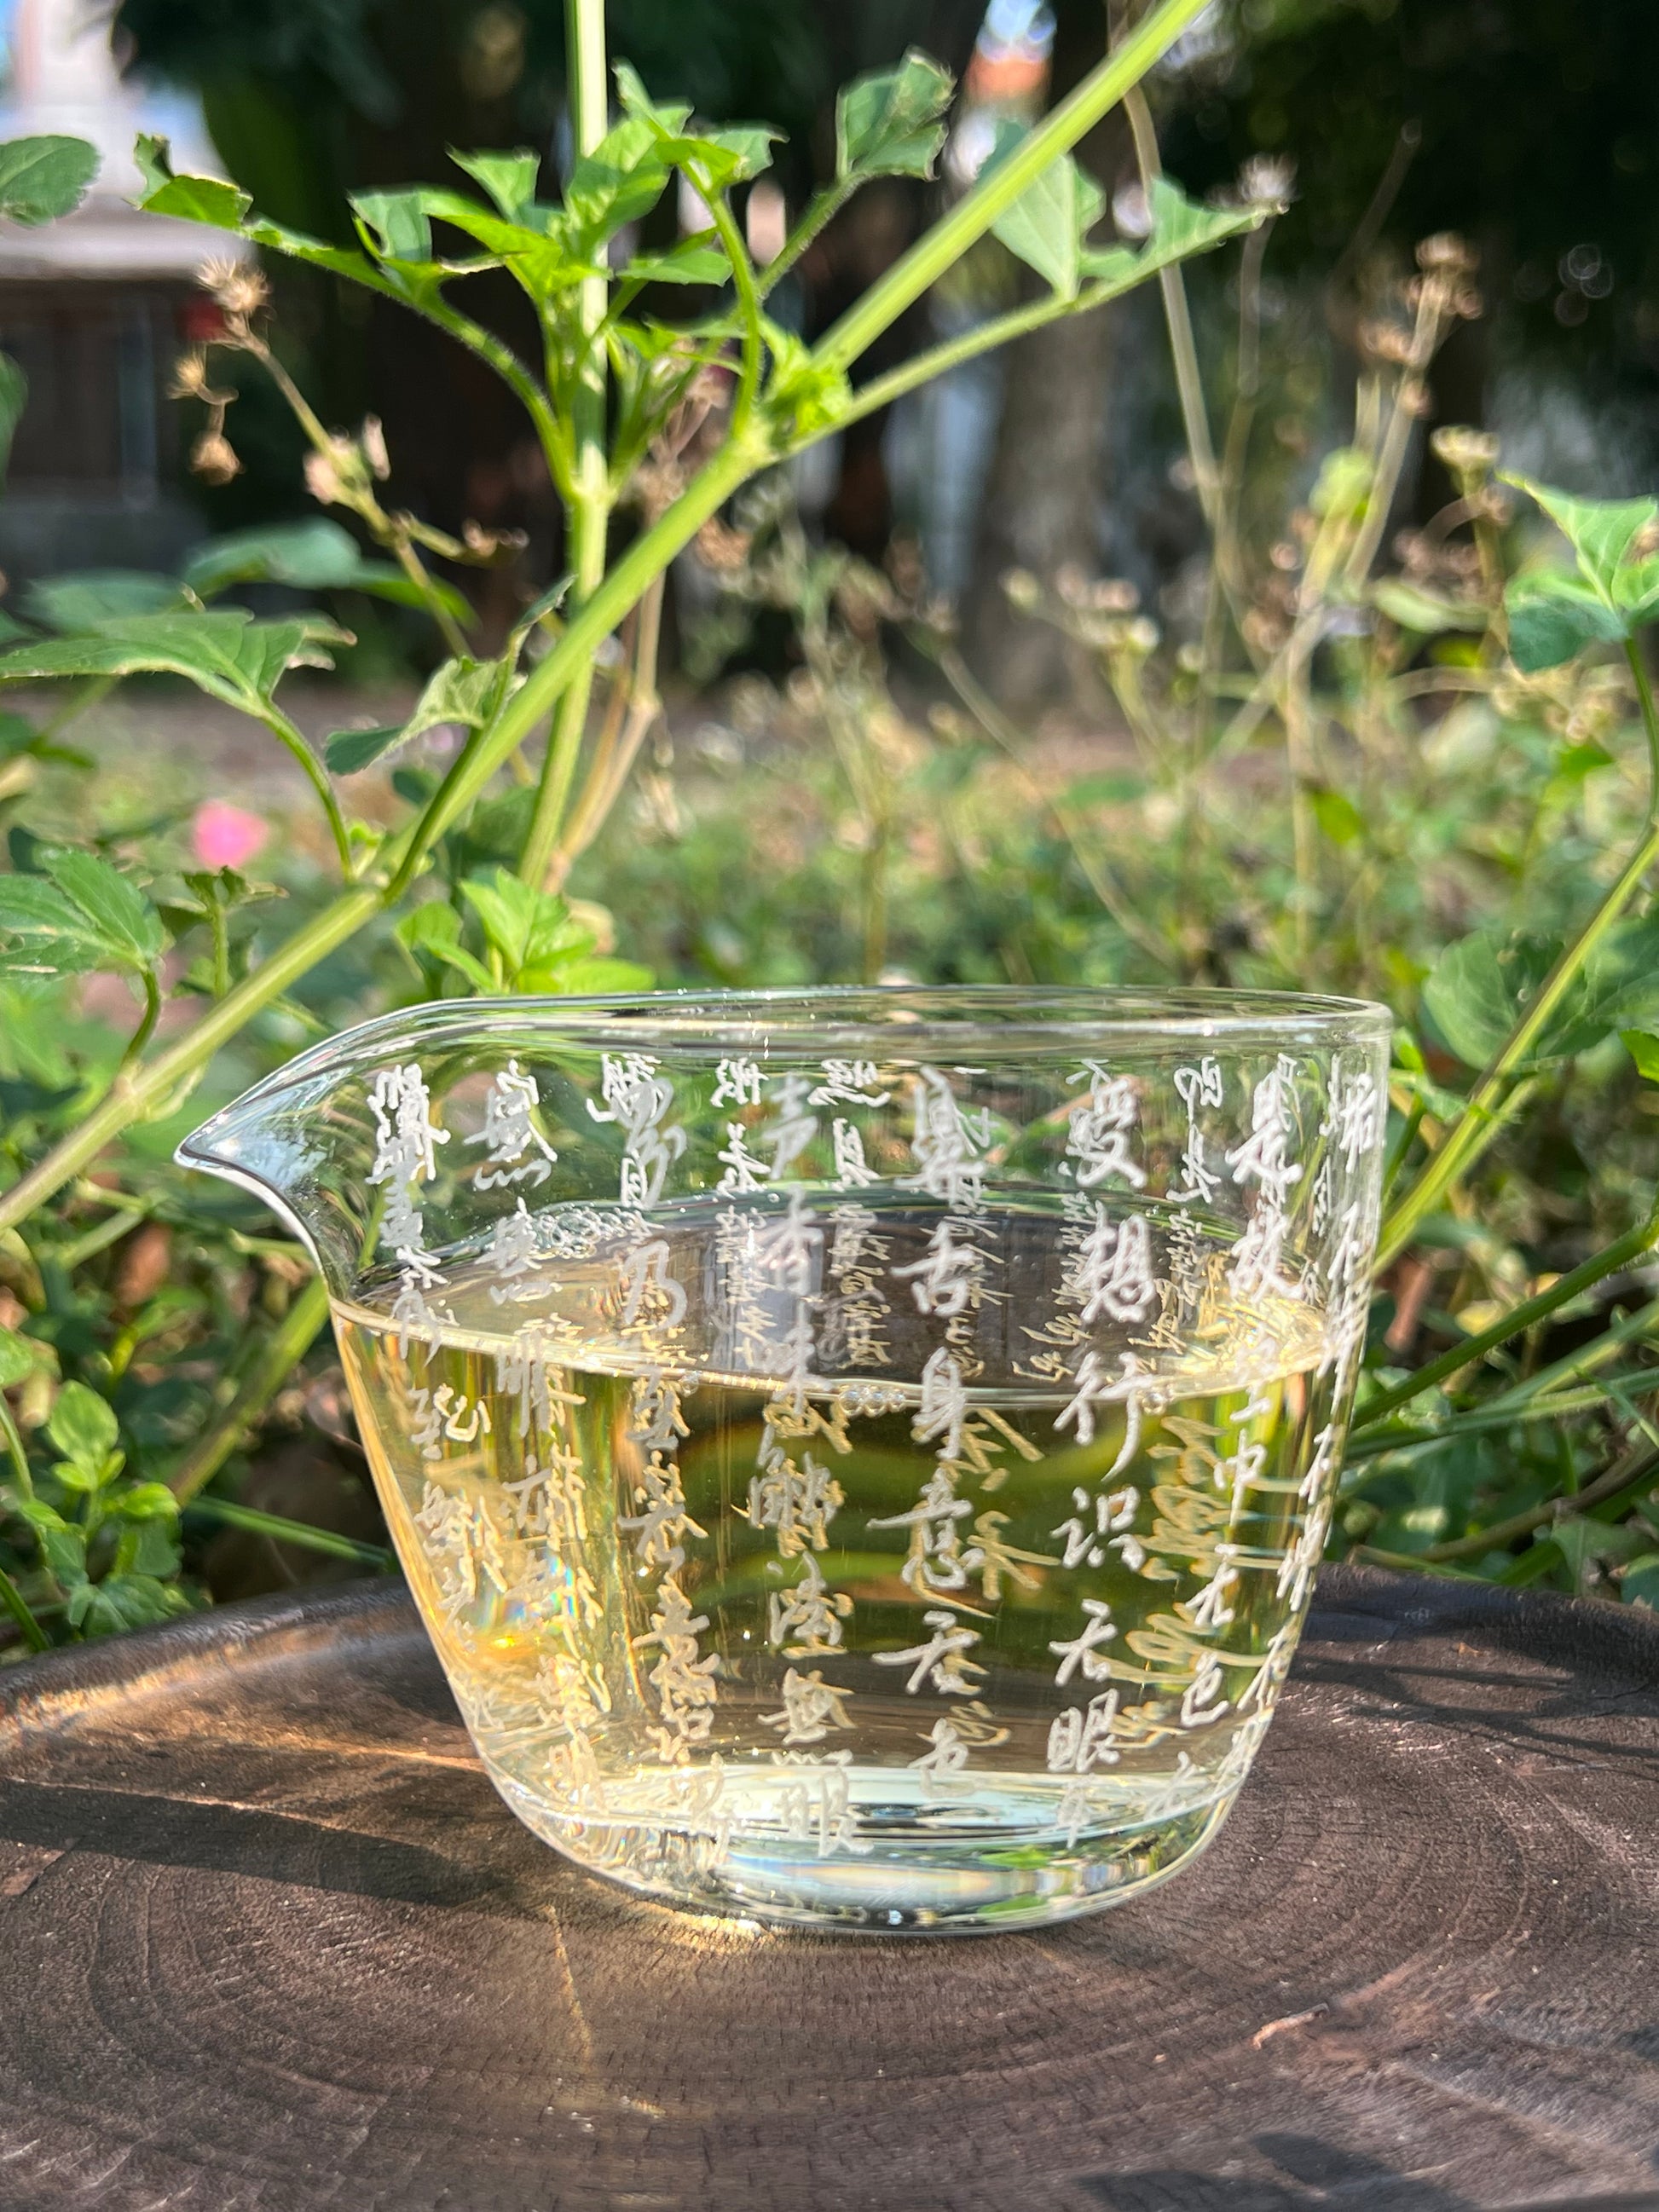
0;0;1251;1647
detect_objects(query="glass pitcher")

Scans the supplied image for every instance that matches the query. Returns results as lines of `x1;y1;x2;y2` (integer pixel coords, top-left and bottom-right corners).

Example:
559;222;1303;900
177;986;1390;1933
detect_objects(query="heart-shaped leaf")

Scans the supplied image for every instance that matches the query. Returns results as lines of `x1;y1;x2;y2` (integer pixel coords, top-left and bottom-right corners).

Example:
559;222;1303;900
989;124;1104;299
1505;572;1628;672
836;51;954;182
325;653;505;774
0;134;99;225
448;146;541;222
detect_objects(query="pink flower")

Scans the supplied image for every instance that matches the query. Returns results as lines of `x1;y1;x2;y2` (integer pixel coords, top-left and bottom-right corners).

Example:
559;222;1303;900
192;800;269;873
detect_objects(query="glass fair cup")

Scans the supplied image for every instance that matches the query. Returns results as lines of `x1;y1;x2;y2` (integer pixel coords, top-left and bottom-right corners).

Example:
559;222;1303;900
178;987;1390;1933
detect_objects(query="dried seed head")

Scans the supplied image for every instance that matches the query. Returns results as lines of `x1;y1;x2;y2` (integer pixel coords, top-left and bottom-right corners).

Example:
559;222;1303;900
1359;317;1415;367
361;414;390;481
199;256;269;318
460;519;528;562
1430;424;1500;479
190;429;242;485
1238;153;1296;209
304;447;345;506
1417;232;1476;276
168;349;213;400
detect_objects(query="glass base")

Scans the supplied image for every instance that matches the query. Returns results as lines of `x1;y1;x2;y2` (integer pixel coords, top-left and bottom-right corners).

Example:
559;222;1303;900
489;1766;1240;1933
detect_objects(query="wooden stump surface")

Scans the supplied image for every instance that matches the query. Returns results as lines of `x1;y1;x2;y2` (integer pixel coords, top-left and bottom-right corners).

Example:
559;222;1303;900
0;1564;1657;2212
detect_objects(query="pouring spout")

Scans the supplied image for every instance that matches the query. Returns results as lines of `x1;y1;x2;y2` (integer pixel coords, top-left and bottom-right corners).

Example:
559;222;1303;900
175;1062;368;1293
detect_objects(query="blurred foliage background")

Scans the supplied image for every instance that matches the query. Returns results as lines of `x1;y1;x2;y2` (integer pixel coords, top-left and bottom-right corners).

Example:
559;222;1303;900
0;0;1657;1644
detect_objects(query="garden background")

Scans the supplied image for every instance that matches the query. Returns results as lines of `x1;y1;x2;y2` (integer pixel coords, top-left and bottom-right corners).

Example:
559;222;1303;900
0;0;1657;1647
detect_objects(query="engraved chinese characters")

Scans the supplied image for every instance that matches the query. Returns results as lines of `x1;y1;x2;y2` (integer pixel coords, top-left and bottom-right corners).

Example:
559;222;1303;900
303;1002;1387;1932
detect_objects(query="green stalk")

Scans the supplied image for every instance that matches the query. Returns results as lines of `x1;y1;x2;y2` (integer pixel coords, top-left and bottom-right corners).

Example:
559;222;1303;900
0;885;379;1237
810;0;1213;377
258;703;355;875
0;1561;47;1651
1378;814;1659;1268
0;1393;32;1499
756;179;856;299
390;434;759;894
519;0;610;892
1354;1193;1659;1429
183;1494;394;1570
167;1272;331;1505
1122;84;1220;533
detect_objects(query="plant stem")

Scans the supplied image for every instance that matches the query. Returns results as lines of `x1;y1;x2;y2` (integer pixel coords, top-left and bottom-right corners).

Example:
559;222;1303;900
519;0;611;893
0;1560;47;1650
757;179;855;298
705;191;766;430
120;969;162;1068
0;1392;32;1499
1122;84;1221;534
1413;1435;1659;1564
551;575;665;882
168;1272;331;1505
1355;1195;1659;1429
258;704;355;875
392;432;760;892
183;1494;394;1569
1378;814;1659;1269
811;0;1214;377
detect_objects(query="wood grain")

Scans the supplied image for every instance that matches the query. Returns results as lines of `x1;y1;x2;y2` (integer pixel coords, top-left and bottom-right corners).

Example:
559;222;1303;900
0;1565;1656;2212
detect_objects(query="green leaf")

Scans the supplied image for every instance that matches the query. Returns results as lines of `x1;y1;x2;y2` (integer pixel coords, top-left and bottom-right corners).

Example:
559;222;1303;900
19;1500;86;1587
763;325;853;444
1621;1031;1659;1083
111;1481;181;1522
612;61;694;136
124;1517;182;1578
836;50;953;182
619;238;729;286
1505;571;1627;672
0;135;99;225
538;954;654;995
988;124;1103;299
0;608;344;706
611;61;777;190
67;1572;187;1635
0;1323;38;1389
46;1379;118;1475
325;723;404;776
1503;475;1656;604
23;569;182;632
1422;931;1612;1071
1622;1552;1659;1609
1308;787;1365;846
0;852;169;979
448;146;541;222
324;652;503;774
564;118;670;244
460;866;588;984
130;133;249;228
42;848;168;968
182;519;367;597
396;900;497;993
0;876;109;974
0;350;26;476
350;188;433;263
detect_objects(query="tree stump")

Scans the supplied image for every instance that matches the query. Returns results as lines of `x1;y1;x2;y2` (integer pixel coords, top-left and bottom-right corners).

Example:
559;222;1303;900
1;1564;1656;2211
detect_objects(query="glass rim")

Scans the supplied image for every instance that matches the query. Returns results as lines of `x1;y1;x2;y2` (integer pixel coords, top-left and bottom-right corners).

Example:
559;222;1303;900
207;985;1392;1096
